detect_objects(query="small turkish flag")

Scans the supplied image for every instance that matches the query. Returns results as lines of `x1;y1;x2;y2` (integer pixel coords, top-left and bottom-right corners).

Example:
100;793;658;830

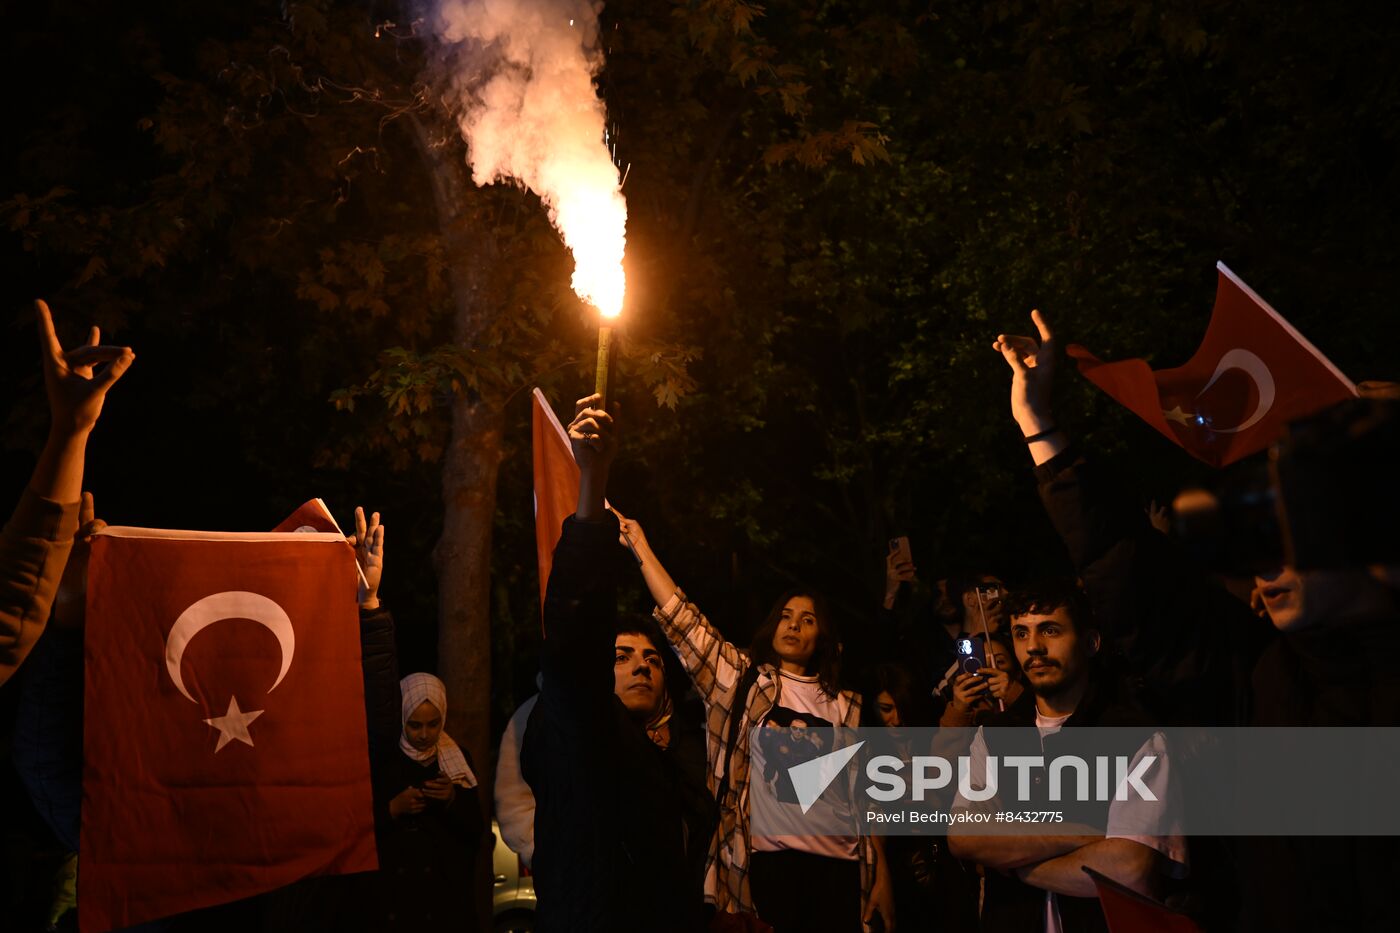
532;388;580;618
79;527;376;932
1067;262;1358;467
1084;867;1202;933
272;498;367;593
272;498;343;534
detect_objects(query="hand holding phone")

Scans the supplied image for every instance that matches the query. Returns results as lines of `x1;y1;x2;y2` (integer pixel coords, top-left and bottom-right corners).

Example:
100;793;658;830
887;537;914;572
950;672;990;712
419;776;456;802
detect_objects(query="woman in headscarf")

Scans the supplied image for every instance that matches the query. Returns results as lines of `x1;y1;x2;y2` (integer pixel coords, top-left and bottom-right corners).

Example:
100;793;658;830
373;672;485;932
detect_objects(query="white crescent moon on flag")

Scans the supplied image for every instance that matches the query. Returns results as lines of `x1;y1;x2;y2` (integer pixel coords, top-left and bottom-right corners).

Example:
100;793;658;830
165;591;296;703
1195;348;1276;434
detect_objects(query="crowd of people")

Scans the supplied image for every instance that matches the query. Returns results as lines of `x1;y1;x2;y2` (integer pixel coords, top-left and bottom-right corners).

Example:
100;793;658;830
508;315;1400;933
4;299;1398;932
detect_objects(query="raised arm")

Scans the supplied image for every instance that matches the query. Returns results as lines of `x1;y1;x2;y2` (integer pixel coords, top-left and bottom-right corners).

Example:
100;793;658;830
614;512;748;704
2;301;134;686
347;506;400;752
614;513;677;609
28;300;136;504
993;309;1068;466
993;311;1265;723
571;393;613;523
536;395;629;719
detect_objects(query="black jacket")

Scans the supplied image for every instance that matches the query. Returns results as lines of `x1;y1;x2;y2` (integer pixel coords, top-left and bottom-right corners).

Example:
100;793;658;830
522;513;715;933
370;749;485;932
1035;446;1400;931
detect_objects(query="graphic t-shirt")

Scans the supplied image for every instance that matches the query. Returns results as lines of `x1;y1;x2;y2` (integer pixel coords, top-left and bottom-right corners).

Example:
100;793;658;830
749;671;859;860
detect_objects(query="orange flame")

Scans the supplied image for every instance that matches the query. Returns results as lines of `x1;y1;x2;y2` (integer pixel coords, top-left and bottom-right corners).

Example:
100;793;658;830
557;170;626;320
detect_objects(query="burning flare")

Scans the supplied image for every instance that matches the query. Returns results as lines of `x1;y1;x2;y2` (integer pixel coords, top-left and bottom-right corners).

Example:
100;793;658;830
432;0;627;318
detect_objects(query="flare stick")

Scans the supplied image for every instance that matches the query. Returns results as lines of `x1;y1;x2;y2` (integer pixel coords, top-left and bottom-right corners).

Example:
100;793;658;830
595;323;614;410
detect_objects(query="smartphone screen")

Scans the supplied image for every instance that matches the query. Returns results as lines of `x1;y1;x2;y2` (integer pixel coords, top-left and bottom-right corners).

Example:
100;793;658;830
956;636;987;676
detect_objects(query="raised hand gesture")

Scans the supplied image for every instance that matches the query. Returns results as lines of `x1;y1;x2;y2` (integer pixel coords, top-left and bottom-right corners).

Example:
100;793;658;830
568;393;617;473
992;309;1056;437
347;506;384;610
37;299;135;438
568;393;616;521
28;301;136;506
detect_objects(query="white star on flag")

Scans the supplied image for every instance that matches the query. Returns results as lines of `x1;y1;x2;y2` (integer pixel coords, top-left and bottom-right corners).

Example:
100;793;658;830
203;696;264;753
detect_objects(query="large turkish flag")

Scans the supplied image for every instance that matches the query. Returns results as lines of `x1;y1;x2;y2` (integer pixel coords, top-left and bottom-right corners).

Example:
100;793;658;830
79;527;377;932
1067;262;1357;467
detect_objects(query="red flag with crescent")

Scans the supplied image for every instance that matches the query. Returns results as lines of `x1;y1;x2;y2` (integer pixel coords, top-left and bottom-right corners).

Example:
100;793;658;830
272;498;343;534
79;527;376;932
1067;262;1358;467
532;388;580;618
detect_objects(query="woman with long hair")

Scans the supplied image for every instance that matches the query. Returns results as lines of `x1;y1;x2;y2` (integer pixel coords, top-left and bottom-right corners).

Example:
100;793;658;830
616;514;894;933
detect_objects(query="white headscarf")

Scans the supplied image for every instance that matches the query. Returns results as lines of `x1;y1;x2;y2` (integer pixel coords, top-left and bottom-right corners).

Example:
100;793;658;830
399;673;477;788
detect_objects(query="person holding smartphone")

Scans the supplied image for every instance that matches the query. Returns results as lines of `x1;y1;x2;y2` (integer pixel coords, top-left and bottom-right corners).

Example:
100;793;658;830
878;535;1009;705
924;575;1011;708
373;671;485;932
941;634;1024;728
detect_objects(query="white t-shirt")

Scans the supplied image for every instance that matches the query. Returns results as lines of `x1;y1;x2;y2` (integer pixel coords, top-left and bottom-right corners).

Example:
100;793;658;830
749;671;859;860
955;710;1189;933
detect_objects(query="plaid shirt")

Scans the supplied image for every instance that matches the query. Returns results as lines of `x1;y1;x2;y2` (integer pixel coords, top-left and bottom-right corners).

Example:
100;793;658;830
654;590;875;917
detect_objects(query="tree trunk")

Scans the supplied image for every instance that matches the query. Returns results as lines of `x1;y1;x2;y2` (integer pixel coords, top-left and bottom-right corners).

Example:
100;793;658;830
434;395;502;775
408;114;503;777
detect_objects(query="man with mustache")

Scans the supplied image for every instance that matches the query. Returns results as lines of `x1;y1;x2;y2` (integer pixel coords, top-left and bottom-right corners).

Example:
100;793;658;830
948;581;1186;933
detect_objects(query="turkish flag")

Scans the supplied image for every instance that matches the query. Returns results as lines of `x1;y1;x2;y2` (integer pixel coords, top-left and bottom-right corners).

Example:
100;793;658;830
272;499;367;592
1067;262;1357;467
272;498;342;534
79;527;377;932
1085;867;1202;933
532;388;580;617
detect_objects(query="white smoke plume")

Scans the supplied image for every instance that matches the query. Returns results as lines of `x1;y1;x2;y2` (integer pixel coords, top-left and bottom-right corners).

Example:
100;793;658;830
431;0;627;317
